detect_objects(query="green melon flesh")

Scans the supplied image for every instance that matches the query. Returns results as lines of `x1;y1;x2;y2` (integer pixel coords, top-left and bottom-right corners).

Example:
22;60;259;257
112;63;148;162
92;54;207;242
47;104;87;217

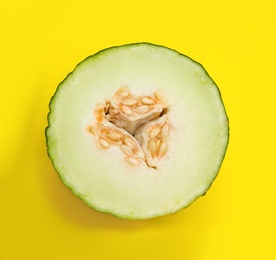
46;43;229;219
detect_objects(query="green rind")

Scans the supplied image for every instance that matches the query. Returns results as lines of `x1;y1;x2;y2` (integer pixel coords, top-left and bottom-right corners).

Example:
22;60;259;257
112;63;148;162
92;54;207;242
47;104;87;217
45;42;229;220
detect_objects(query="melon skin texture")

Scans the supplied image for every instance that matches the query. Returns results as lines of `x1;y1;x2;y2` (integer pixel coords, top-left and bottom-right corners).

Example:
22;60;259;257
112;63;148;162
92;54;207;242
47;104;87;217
46;43;229;220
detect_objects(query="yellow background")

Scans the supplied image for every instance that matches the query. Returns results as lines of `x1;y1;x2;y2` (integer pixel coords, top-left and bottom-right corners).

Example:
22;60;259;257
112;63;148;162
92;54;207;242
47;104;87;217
1;1;275;259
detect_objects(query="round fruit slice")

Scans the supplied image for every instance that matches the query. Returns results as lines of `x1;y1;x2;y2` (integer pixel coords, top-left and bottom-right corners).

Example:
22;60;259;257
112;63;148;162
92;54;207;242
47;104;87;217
46;43;229;219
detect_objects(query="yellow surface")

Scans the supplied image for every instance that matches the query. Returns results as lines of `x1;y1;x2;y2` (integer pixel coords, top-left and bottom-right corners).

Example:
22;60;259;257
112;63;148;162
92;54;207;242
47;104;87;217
1;1;275;259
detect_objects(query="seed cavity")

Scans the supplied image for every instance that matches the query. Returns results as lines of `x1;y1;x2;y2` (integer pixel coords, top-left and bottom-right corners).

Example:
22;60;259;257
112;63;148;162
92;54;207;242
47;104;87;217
155;139;161;154
116;86;130;98
122;98;137;106
124;138;138;151
140;97;155;105
109;109;118;117
98;138;110;149
106;131;122;142
158;142;168;158
149;126;162;139
121;105;133;115
161;123;169;138
134;105;150;114
148;139;157;156
89;86;171;169
127;157;141;166
120;144;134;156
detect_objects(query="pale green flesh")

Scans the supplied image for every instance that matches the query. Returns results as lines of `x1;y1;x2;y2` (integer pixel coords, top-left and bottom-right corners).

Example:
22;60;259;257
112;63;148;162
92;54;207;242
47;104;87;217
46;43;229;219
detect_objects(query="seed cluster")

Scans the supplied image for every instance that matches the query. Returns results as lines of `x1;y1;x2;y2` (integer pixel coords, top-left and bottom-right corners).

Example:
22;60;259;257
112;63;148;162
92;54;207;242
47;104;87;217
135;116;170;168
104;86;167;135
90;86;171;168
90;123;145;166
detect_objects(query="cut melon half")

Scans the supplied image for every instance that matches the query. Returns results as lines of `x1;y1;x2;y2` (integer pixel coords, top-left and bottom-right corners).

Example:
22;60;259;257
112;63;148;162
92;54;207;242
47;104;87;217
46;43;229;219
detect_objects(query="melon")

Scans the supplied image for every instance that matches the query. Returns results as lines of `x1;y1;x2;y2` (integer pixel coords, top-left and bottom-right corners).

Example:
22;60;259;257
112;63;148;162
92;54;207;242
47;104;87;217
46;43;229;219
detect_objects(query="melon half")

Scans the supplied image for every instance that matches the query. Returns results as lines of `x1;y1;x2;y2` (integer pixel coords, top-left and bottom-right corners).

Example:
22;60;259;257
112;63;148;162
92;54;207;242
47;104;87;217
46;43;229;219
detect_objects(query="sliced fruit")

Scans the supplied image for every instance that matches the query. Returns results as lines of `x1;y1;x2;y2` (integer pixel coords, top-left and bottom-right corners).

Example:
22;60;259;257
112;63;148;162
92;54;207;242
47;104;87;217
46;43;229;219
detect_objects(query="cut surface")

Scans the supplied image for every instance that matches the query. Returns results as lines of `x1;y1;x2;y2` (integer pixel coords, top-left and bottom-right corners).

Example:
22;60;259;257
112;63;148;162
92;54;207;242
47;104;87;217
46;43;229;219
